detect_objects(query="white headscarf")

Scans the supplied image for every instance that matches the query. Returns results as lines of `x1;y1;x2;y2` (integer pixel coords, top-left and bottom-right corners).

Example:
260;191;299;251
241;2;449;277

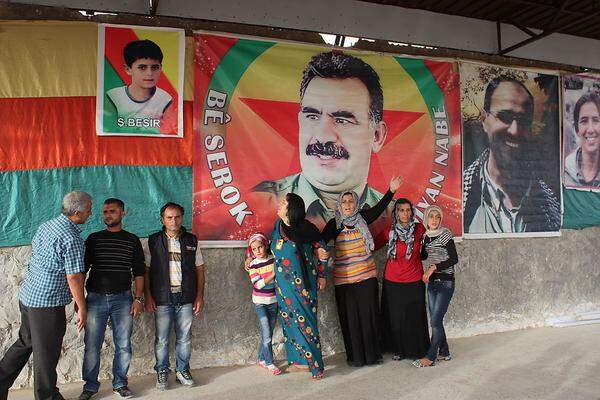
424;205;445;237
422;205;453;265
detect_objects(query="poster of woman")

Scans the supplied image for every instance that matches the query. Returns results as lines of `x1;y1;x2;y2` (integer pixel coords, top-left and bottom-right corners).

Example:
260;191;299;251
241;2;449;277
563;74;600;191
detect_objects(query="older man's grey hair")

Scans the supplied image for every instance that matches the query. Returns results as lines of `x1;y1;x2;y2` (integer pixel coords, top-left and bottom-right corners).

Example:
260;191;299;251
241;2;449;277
61;190;92;216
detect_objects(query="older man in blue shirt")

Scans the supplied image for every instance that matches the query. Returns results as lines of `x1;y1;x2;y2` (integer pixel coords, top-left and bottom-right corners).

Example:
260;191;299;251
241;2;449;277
0;191;92;400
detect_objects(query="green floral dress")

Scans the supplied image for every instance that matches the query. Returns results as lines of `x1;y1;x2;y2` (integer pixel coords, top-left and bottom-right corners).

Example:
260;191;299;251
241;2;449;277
271;219;327;377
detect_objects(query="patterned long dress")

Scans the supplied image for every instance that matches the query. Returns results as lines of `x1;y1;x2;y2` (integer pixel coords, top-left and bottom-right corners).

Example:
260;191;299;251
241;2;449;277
271;219;327;377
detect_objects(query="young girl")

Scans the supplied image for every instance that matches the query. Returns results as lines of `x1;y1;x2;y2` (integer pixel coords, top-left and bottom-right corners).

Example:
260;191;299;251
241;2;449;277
413;205;458;368
246;233;281;375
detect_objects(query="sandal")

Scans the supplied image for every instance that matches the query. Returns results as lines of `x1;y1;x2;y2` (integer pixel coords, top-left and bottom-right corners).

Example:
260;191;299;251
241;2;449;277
412;359;435;368
311;372;324;380
266;364;282;375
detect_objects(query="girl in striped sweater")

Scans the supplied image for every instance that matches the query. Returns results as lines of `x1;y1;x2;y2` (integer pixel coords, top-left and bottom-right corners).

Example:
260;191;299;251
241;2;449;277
412;205;458;368
246;233;281;375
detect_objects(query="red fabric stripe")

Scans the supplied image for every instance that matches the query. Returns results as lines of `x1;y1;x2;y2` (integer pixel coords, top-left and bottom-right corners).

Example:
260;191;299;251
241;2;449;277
0;97;193;171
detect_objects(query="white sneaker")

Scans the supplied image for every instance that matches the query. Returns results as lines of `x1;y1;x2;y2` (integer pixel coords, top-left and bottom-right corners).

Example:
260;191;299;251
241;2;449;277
175;370;195;386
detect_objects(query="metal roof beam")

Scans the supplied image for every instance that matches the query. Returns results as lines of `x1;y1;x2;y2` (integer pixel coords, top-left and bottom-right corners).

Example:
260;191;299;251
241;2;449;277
499;8;600;54
509;21;537;36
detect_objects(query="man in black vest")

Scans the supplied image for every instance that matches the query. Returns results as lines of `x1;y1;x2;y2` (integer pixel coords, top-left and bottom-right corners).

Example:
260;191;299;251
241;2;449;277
145;202;205;390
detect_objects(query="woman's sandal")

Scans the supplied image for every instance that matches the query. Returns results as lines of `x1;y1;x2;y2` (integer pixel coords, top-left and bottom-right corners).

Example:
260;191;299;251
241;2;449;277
311;372;324;380
412;359;435;368
267;364;282;375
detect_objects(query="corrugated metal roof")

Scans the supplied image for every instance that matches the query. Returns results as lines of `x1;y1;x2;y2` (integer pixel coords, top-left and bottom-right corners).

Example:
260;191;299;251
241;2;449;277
362;0;600;41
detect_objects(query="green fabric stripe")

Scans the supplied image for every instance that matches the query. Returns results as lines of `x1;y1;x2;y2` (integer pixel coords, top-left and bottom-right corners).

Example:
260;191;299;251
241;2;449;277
562;187;600;229
394;58;444;117
0;166;191;247
206;39;276;108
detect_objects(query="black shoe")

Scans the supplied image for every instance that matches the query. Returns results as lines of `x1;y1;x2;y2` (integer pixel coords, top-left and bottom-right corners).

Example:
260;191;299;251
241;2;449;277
113;386;134;398
156;371;169;391
77;390;97;400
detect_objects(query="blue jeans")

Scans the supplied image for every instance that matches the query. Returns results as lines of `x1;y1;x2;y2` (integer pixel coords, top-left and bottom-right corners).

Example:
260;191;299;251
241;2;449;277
154;292;194;373
82;291;133;392
254;302;278;365
426;279;455;362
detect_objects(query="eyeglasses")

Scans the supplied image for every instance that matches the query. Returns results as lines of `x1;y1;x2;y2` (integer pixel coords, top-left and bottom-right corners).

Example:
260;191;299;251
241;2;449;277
487;110;532;129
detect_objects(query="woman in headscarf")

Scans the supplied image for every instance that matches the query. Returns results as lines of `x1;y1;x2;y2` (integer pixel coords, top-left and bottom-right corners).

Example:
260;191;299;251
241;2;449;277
564;92;600;188
381;198;430;361
270;193;328;380
321;176;402;367
413;205;458;368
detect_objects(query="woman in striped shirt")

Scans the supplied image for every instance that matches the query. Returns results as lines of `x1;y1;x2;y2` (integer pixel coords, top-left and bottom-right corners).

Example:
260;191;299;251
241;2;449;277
321;176;402;367
413;205;458;368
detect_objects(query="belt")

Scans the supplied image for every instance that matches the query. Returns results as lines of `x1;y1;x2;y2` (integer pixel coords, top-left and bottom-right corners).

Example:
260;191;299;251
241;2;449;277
170;286;182;293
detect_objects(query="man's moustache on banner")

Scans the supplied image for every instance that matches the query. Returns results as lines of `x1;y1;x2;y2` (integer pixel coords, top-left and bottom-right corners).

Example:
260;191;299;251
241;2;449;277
306;141;350;159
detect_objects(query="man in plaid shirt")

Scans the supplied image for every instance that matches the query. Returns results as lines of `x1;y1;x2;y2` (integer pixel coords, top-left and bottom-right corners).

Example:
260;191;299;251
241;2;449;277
0;191;92;400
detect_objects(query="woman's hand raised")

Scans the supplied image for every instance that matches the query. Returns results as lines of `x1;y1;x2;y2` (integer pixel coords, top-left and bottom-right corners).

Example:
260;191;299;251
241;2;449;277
390;175;403;193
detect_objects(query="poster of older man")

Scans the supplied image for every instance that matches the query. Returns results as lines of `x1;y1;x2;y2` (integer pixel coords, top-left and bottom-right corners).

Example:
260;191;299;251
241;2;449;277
192;33;463;246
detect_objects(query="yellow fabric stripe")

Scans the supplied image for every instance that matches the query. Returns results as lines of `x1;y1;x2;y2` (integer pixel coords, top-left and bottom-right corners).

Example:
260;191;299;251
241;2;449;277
0;21;193;101
0;21;97;98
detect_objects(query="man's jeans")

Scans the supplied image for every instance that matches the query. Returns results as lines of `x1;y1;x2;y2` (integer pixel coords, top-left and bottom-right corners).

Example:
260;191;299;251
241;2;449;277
82;291;133;392
426;279;455;362
154;292;193;373
254;302;278;365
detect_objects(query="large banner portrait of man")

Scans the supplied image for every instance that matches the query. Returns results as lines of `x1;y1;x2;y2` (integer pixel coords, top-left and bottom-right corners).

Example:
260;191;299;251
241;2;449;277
193;33;462;246
96;24;184;137
562;74;600;191
460;62;561;237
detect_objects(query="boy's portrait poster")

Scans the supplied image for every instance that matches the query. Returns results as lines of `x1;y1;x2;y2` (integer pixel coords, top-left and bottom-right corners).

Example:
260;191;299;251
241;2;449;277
96;24;184;137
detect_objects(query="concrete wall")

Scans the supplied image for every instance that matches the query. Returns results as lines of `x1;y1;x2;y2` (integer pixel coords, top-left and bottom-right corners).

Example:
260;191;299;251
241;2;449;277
1;227;599;388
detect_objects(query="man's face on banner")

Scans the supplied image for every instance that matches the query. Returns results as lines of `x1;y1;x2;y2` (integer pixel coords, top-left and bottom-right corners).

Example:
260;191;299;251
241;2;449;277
482;81;534;174
298;77;386;193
